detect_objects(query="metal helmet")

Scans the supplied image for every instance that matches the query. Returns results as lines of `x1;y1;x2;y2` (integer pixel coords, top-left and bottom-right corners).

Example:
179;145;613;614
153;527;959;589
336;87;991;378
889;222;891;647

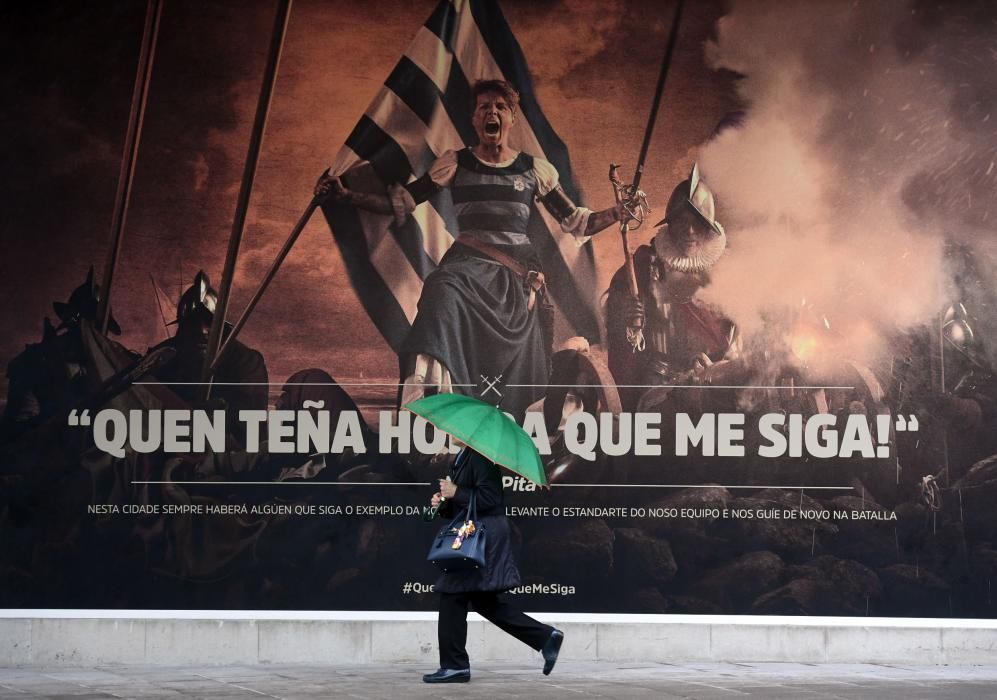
943;303;974;350
942;302;989;372
175;271;218;326
654;163;725;236
52;265;121;335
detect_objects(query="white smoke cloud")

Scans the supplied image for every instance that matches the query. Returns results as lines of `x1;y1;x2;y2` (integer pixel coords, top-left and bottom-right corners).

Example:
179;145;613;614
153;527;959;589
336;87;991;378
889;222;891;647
695;0;997;370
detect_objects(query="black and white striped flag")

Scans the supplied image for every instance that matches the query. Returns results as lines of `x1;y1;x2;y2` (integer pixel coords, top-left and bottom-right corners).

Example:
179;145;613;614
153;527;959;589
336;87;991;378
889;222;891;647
321;0;600;352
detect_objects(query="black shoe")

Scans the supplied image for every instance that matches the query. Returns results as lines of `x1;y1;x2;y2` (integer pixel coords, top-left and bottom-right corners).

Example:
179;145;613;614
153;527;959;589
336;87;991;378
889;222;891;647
422;668;470;683
541;629;564;675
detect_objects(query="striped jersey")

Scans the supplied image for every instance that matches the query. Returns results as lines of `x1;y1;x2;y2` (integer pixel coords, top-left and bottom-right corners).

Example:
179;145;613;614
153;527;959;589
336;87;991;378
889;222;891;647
407;148;567;248
452;149;536;246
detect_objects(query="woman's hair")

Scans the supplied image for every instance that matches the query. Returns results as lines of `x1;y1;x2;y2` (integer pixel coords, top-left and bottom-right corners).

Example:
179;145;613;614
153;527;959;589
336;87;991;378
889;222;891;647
470;79;520;113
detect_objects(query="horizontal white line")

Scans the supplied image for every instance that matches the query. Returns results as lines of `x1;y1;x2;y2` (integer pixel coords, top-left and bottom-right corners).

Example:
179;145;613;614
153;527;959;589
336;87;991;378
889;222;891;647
131;481;851;490
132;381;476;387
131;481;431;486
551;484;853;490
1;609;994;628
512;384;857;390
133;382;856;390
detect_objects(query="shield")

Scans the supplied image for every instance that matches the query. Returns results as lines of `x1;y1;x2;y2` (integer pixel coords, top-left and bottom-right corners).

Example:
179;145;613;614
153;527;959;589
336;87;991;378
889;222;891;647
404;393;548;487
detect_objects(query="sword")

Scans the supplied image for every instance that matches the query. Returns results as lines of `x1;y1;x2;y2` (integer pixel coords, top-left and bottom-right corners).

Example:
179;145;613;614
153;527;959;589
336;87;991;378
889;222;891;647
610;0;686;352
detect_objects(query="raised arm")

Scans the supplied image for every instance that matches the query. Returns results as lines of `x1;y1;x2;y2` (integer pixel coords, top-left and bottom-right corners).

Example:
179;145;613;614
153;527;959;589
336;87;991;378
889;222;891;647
583;202;625;235
314;171;393;215
533;159;626;243
314;151;458;221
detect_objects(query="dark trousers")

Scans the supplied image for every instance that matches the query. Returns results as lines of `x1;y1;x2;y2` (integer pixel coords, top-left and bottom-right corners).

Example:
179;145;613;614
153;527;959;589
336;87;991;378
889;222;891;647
438;591;553;669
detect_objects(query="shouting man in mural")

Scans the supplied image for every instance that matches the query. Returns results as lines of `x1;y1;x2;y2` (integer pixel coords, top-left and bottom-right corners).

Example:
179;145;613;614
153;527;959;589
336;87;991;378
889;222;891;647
606;165;741;412
316;79;630;417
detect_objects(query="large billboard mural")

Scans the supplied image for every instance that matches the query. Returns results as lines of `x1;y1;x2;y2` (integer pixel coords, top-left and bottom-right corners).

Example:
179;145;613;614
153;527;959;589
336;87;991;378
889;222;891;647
3;0;997;618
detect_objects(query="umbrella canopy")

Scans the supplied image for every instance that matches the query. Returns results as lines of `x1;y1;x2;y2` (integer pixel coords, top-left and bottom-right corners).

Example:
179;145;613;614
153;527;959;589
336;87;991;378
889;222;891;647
404;393;548;487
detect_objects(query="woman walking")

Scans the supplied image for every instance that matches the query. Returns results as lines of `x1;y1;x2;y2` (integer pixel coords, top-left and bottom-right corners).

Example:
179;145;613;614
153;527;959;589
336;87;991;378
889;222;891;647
423;446;564;684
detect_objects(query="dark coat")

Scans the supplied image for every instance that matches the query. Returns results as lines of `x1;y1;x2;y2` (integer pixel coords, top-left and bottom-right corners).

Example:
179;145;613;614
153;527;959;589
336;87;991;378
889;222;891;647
434;449;521;594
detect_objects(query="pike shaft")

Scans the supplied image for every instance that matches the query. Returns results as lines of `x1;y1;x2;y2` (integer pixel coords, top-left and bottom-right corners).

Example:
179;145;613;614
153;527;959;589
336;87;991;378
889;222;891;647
98;0;163;335
621;223;638;298
213;198;318;371
632;0;685;190
201;0;293;395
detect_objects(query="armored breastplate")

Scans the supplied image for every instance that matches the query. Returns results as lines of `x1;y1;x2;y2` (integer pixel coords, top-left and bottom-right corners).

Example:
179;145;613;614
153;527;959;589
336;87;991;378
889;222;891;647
644;255;715;360
644;257;685;356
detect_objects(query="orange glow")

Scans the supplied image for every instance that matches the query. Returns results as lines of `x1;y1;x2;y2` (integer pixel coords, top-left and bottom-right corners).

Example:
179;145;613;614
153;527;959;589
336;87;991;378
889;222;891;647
790;333;819;362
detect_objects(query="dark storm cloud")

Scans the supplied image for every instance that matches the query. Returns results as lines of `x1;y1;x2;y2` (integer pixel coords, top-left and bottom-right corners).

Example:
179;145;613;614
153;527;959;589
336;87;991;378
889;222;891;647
0;2;145;358
133;0;273;224
0;2;143;249
539;0;736;124
0;1;279;374
0;0;734;393
893;0;997;230
774;0;997;232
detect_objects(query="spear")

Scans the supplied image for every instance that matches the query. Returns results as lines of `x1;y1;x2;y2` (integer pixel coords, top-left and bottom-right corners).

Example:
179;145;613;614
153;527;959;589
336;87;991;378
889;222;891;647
200;0;293;397
97;0;163;335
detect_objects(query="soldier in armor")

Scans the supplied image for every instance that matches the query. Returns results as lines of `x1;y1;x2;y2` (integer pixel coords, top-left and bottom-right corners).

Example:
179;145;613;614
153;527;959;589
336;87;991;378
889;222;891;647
148;271;268;445
892;302;997;486
317;79;628;416
2;267;129;437
606;165;740;411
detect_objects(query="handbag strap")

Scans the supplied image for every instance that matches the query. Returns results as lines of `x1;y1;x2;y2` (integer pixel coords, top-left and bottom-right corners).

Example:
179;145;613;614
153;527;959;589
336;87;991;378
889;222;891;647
466;489;478;523
442;486;478;532
441;449;480;526
450;449;478;522
451;448;470;480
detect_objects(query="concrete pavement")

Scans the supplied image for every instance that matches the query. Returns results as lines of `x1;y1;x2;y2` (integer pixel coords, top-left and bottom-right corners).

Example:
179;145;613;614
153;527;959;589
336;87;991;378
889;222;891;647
2;662;997;699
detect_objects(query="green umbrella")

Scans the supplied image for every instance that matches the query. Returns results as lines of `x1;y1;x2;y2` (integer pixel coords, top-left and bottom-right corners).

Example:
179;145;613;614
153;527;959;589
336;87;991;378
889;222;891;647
404;393;548;487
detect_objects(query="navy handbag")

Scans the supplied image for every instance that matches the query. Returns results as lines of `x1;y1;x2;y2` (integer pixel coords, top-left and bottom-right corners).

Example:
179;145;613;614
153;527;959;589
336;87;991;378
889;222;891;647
427;490;487;572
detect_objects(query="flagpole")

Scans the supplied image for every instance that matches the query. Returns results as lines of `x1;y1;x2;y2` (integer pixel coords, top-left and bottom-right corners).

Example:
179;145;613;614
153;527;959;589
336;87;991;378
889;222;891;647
97;0;163;336
200;0;293;396
211;197;318;372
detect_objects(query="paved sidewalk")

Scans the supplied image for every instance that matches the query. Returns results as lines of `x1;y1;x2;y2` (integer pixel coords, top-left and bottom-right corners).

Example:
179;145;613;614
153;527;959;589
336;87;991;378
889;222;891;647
2;662;997;699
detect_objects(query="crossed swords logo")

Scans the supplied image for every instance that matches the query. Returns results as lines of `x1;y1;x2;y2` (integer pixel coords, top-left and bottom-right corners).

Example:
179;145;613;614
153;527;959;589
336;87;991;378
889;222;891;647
479;374;503;398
